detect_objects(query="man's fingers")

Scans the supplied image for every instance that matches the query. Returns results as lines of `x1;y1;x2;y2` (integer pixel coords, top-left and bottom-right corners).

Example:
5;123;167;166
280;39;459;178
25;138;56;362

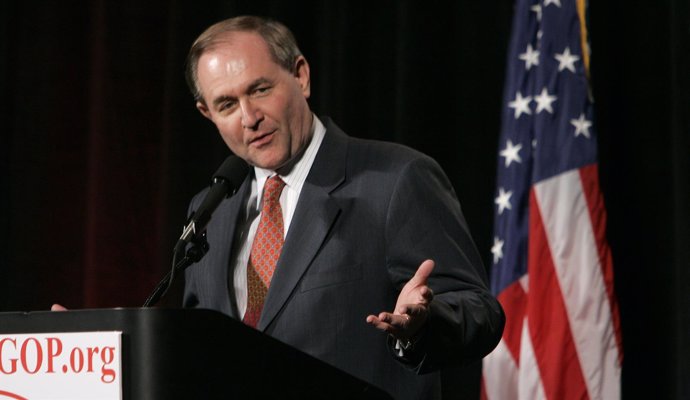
396;288;434;316
373;312;408;325
421;286;434;301
407;259;435;287
366;313;409;335
397;303;429;317
367;260;435;340
51;304;68;312
366;314;394;334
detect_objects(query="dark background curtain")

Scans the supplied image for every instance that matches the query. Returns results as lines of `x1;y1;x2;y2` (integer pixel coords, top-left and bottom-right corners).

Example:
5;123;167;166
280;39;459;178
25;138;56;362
1;1;688;398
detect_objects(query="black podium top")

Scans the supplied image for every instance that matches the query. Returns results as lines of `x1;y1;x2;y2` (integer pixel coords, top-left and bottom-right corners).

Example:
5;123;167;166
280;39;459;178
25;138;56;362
0;308;391;399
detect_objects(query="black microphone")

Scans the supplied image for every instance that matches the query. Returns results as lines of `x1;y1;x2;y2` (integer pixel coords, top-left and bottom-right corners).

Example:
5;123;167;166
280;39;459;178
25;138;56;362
143;155;249;307
174;155;250;255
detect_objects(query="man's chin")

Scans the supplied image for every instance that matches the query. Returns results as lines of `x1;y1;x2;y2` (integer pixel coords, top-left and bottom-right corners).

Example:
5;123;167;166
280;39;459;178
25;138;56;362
248;154;290;171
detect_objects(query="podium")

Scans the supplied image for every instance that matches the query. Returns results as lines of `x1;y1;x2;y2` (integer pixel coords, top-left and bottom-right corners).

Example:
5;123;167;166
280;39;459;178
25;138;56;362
0;308;391;399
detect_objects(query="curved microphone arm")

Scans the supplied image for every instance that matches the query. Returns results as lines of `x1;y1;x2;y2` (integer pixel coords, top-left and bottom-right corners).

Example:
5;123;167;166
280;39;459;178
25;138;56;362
142;232;209;307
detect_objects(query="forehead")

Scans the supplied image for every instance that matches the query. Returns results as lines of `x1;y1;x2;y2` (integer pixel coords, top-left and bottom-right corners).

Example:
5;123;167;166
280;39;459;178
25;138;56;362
199;31;276;74
196;32;280;100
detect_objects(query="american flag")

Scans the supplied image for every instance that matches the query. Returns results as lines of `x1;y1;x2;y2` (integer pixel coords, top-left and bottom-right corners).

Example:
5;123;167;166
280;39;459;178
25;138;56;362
481;0;623;399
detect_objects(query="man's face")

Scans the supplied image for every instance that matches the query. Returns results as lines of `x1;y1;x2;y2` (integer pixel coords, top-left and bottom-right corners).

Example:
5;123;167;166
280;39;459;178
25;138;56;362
195;31;312;170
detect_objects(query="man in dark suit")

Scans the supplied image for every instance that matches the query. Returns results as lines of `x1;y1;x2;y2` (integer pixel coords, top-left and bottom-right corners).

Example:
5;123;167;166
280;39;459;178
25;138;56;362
182;16;504;399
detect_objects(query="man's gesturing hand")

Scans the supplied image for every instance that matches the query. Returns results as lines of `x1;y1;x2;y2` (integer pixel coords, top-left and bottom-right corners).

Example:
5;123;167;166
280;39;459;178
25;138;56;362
366;259;435;342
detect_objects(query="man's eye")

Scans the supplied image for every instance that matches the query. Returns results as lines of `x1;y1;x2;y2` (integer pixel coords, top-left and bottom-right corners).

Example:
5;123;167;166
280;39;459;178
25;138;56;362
220;102;236;111
254;86;271;95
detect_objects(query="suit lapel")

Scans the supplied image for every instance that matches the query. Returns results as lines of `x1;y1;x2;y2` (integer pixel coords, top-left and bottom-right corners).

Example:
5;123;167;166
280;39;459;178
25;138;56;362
258;119;348;330
209;173;251;319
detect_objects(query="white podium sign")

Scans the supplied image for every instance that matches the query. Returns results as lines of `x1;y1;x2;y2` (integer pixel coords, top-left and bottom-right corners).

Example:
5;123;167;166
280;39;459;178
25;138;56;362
0;331;122;400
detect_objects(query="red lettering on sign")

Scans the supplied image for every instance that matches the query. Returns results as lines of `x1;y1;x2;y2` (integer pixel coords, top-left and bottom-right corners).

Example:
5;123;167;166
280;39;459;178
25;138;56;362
46;338;63;373
19;338;42;374
0;338;18;374
69;347;84;373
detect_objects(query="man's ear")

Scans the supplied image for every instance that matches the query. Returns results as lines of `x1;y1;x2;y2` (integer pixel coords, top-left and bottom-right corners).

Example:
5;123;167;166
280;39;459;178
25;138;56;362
196;101;212;120
293;56;311;98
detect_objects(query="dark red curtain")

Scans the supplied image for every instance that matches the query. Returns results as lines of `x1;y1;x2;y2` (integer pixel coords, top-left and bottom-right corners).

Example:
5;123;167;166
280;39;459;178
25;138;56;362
1;1;688;399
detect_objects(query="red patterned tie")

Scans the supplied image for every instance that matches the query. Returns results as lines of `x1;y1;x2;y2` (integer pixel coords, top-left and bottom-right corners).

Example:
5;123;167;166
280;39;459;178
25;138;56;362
243;175;286;328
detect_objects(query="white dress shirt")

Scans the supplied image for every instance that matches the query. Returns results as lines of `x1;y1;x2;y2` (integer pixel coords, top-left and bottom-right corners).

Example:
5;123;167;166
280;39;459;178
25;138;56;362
230;115;326;318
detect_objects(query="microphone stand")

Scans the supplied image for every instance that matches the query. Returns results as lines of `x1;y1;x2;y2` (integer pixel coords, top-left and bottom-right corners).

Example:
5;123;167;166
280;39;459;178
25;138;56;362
142;232;209;307
142;155;249;308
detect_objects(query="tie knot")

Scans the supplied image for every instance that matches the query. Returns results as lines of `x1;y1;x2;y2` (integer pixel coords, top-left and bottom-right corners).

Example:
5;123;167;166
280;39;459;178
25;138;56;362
263;175;286;203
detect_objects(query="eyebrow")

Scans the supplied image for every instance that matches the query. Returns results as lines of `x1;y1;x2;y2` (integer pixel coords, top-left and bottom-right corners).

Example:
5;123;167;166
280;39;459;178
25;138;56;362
211;77;272;109
212;95;235;109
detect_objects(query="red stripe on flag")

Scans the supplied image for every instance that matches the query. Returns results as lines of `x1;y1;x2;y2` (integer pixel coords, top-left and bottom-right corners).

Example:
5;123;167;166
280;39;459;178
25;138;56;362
528;188;590;400
579;164;624;361
497;280;528;365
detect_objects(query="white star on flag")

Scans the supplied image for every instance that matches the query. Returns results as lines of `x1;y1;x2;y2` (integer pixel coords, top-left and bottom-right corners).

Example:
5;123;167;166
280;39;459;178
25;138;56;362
534;87;557;114
518;44;540;70
571;113;593;138
495;187;513;214
544;0;562;7
500;139;523;167
554;47;580;73
491;237;504;264
508;92;532;119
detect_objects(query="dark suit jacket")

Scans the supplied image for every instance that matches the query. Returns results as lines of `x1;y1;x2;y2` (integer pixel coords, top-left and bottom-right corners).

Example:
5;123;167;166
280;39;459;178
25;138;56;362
183;118;504;399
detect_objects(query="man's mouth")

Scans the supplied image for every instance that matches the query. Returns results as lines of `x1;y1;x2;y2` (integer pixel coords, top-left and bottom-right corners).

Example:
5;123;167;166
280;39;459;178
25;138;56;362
249;130;276;147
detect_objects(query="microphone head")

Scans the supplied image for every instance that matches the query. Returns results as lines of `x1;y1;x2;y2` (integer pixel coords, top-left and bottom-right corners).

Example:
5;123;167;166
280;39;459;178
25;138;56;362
213;155;250;194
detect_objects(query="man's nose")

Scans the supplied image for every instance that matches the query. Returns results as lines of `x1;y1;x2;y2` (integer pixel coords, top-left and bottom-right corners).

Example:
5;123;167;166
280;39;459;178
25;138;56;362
240;99;263;130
